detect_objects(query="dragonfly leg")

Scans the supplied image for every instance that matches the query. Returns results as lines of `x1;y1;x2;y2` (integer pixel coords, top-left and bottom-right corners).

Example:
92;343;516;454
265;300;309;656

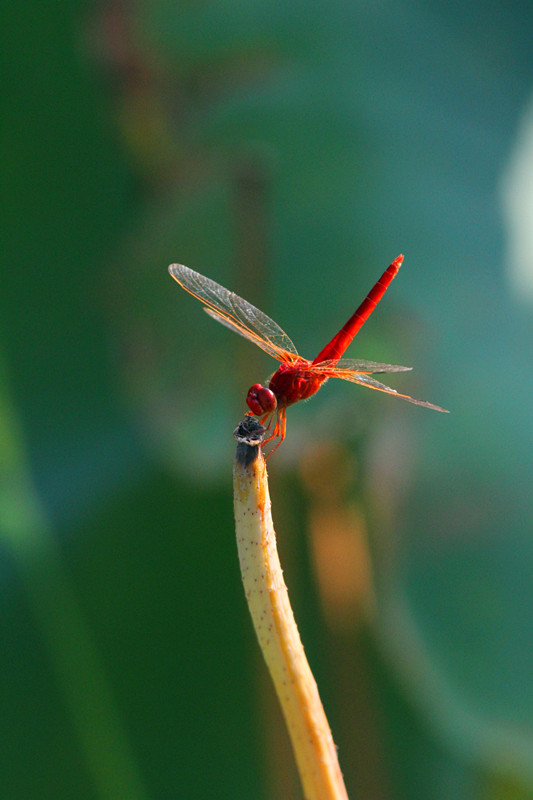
261;411;275;433
263;408;282;443
263;409;286;459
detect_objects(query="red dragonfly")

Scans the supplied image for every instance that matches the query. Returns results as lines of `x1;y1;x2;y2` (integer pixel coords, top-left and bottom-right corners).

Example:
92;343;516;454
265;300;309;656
169;255;448;453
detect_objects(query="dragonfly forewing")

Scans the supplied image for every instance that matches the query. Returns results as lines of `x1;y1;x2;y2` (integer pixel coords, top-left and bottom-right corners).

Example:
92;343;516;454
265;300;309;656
169;264;299;362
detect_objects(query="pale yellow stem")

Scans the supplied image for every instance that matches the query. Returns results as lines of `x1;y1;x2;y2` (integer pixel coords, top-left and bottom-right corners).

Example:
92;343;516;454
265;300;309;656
233;424;349;800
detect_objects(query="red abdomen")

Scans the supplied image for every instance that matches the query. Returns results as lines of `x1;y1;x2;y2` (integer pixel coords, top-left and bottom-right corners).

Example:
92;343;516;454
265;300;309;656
269;362;326;408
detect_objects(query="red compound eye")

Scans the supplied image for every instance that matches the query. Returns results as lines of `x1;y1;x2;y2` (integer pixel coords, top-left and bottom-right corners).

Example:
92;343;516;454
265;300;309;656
246;384;277;415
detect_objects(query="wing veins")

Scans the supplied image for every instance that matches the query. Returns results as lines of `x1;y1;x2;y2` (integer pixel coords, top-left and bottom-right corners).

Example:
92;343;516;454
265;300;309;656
315;358;413;374
169;264;299;362
332;372;449;412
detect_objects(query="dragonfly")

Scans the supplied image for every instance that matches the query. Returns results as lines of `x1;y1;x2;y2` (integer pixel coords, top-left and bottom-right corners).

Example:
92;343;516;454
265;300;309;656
169;255;448;454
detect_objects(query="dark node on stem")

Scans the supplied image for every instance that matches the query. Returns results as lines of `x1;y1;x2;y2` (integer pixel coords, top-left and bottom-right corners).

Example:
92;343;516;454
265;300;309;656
234;417;266;466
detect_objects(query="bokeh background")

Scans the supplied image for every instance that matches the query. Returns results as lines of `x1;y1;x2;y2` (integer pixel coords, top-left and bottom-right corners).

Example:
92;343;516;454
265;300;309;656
2;2;533;798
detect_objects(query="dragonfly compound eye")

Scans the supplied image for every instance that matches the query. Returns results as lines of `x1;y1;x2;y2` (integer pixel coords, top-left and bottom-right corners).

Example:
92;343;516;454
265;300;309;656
246;384;277;416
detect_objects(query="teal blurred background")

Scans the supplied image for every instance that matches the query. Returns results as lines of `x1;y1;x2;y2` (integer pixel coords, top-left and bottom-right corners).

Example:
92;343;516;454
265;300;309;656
2;2;533;798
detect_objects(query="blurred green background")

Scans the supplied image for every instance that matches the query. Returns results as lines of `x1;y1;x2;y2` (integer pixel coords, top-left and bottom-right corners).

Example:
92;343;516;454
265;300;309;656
2;2;533;798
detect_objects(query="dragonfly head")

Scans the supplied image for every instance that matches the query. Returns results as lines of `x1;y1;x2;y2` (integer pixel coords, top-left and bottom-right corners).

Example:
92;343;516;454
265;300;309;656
246;383;277;417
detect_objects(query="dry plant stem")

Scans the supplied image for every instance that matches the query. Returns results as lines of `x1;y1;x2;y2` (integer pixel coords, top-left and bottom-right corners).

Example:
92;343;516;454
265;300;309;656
233;424;349;800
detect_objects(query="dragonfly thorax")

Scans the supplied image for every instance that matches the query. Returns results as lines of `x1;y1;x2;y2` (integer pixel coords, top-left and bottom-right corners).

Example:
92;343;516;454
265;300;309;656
268;363;327;408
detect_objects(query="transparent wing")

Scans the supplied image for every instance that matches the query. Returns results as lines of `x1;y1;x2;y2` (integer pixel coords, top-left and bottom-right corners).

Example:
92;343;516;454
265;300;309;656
169;264;299;362
313;358;413;374
329;370;449;412
203;307;298;360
